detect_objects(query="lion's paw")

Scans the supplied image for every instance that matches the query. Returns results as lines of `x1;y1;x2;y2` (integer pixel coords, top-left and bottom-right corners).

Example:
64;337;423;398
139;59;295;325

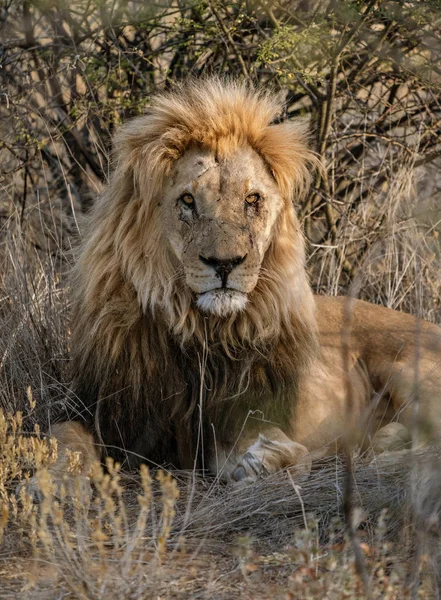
230;435;312;486
16;472;92;504
370;422;411;454
231;451;269;484
16;476;44;503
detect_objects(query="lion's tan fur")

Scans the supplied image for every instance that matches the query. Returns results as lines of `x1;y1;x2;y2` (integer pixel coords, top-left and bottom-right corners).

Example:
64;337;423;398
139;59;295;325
56;78;441;480
73;79;320;349
67;79;323;468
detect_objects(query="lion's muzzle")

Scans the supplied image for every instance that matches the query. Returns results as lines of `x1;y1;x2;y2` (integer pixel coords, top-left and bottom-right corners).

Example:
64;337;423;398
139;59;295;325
199;254;247;288
194;253;251;316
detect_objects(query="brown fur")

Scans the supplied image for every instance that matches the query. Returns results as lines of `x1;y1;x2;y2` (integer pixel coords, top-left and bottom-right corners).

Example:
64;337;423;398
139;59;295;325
67;79;320;470
55;78;441;483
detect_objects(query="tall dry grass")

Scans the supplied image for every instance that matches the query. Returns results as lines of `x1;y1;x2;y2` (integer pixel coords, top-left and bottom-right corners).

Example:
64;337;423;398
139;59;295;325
1;1;441;597
0;401;440;598
0;145;440;599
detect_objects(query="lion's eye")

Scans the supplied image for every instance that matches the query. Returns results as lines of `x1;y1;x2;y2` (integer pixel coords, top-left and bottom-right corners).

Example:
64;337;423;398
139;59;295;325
179;193;195;208
245;193;261;206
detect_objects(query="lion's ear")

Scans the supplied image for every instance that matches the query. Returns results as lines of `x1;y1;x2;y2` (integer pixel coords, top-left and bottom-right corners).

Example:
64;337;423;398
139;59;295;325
110;114;185;199
258;121;323;201
91;117;155;215
112;115;155;169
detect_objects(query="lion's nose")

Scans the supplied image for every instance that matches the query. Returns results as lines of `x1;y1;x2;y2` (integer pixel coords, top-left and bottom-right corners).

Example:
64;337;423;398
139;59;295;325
199;255;247;288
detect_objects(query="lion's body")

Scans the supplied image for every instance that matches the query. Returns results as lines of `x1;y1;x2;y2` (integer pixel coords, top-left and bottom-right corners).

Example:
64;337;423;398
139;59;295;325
51;79;441;484
298;296;441;452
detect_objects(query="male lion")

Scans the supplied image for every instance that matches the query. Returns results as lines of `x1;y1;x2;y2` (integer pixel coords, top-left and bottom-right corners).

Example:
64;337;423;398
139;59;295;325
51;78;441;485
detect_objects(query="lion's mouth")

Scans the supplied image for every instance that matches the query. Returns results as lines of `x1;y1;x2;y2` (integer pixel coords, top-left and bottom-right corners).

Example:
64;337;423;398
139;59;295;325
195;289;248;317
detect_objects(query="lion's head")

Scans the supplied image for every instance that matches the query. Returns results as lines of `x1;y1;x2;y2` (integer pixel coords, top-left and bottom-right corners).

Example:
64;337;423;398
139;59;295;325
163;143;287;317
74;78;320;351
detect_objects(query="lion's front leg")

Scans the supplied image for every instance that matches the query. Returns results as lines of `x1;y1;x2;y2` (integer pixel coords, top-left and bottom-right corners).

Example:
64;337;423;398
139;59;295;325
50;421;100;478
212;426;312;485
19;421;100;501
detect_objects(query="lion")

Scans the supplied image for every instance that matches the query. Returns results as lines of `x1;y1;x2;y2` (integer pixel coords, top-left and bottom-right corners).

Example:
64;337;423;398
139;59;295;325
49;78;441;486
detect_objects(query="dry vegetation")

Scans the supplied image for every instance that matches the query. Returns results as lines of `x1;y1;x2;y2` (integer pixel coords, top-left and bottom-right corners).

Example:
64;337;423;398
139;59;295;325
1;0;441;598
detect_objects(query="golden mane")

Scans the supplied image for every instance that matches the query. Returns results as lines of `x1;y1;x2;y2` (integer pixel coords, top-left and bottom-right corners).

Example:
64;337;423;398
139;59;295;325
69;78;320;467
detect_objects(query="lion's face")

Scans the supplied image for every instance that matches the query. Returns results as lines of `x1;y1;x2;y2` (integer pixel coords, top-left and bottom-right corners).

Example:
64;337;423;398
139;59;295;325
161;145;284;317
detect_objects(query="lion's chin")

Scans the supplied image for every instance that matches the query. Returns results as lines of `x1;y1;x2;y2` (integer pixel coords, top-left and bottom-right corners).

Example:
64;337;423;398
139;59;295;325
196;289;248;317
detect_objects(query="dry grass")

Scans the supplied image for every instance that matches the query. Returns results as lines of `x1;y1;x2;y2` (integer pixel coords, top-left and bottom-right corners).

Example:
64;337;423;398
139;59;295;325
1;1;441;592
0;209;440;599
0;404;440;599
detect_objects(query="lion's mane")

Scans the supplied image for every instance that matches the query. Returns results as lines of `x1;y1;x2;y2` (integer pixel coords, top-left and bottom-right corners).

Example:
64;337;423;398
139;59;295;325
69;79;321;468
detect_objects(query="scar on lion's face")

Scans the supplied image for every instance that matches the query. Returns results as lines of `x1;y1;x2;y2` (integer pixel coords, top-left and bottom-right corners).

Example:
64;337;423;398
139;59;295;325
162;144;284;318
